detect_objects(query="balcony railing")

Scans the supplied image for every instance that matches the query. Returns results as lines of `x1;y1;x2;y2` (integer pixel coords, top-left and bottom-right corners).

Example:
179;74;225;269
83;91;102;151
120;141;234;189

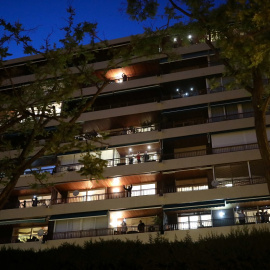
84;80;229;114
54;140;262;172
7;175;266;211
14;188;157;209
6;216;264;244
163;176;266;193
52;224;160;240
56;153;160;173
216;177;266;188
167;215;258;231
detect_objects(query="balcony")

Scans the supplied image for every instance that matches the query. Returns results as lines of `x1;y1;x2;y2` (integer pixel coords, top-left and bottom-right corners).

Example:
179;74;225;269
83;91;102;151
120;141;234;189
7;215;267;245
52;224;160;241
5;176;266;211
168;215;260;231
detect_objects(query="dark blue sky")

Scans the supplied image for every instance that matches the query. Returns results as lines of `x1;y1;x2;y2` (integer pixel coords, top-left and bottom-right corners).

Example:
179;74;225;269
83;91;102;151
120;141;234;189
1;0;174;59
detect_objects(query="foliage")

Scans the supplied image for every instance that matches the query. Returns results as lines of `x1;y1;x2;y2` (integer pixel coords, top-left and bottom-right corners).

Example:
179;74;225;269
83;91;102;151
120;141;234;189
125;0;270;193
1;227;270;269
0;6;126;209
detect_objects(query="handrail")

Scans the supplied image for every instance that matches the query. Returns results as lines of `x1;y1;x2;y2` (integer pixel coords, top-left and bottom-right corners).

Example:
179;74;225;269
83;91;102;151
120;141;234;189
163;176;266;193
6;176;266;211
10;188;157;210
1;108;259;152
165;215;259;231
52;224;160;240
8;215;264;244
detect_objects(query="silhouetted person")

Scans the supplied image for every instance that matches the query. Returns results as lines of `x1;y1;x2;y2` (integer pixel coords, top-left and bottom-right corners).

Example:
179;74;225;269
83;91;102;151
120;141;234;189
144;151;149;162
138;220;145;232
124;185;132;197
32;197;38;207
122;73;128;81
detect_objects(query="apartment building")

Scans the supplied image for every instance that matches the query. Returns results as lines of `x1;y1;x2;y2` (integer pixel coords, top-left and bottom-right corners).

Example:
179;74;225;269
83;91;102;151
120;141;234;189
0;35;270;250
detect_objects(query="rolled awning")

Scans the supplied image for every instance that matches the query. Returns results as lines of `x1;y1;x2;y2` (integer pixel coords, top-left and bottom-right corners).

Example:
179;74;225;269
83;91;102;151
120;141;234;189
163;199;225;212
50;210;108;221
31;156;57;167
0;218;47;226
226;195;270;204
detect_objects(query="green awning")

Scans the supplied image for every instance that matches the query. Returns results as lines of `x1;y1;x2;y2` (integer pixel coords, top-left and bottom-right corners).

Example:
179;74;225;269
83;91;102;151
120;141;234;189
50;210;108;221
163;199;225;212
226;195;270;204
0;218;47;226
109;205;162;212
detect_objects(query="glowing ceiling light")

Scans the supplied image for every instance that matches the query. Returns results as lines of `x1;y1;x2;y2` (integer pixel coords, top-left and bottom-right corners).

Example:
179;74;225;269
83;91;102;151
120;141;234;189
113;177;120;186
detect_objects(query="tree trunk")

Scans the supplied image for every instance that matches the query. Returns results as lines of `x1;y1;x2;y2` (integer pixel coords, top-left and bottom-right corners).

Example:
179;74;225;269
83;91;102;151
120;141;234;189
0;173;22;209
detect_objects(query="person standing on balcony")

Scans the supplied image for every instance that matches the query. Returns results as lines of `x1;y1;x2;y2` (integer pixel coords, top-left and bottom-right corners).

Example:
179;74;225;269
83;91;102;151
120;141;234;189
122;73;128;82
256;211;261;224
138;220;145;232
260;211;265;223
144;151;149;162
263;211;269;223
129;155;134;164
32;196;38;207
136;152;141;163
238;210;246;225
124;185;132;197
121;220;127;234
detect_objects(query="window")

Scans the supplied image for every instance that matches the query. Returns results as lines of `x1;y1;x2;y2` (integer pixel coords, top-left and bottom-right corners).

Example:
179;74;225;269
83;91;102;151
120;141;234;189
131;183;156;197
87;189;105;201
178;214;212;230
13;226;47;242
177;185;208;192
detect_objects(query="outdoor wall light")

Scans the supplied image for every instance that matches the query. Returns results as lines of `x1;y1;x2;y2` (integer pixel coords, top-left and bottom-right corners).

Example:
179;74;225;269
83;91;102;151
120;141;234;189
147;146;151;149
188;35;192;39
129;148;132;152
190;87;193;91
173;37;177;42
219;211;225;218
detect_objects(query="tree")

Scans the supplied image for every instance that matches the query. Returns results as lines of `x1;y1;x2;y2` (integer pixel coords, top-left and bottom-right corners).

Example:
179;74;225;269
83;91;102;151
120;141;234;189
125;0;270;193
0;7;136;209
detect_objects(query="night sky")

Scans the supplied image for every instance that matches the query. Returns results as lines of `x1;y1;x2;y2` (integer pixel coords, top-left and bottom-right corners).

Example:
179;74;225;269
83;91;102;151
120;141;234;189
1;0;174;59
